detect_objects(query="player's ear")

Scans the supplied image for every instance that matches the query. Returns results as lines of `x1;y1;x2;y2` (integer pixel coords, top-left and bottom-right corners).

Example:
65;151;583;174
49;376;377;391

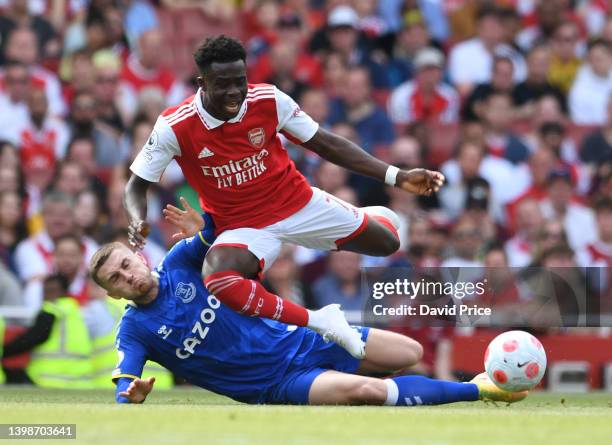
196;76;205;89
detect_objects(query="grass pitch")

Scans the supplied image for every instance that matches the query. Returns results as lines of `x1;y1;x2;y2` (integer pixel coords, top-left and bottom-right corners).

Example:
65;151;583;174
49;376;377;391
0;388;610;445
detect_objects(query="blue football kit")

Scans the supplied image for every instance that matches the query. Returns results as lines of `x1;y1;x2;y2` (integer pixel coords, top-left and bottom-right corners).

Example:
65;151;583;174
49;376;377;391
113;222;369;404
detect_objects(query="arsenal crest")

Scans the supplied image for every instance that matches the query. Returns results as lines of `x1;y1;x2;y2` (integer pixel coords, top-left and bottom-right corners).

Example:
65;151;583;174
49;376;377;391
248;127;265;148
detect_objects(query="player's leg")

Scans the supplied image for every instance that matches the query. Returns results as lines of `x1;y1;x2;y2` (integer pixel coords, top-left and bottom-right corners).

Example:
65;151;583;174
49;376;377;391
337;206;400;257
202;229;310;325
308;370;480;406
277;188;400;257
356;328;424;375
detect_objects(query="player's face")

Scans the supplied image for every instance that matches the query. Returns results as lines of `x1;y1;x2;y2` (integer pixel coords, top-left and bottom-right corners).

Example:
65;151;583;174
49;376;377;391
200;60;248;121
97;246;155;299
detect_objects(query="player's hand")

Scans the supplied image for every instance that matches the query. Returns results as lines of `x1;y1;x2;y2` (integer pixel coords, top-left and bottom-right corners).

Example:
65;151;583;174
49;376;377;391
127;219;150;250
163;197;205;241
396;169;445;196
118;377;155;403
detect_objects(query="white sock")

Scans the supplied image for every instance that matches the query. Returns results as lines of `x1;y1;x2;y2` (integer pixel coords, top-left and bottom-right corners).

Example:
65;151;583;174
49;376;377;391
384;379;399;406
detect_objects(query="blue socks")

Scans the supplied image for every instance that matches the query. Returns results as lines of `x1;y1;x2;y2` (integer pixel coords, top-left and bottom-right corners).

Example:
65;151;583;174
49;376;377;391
384;375;479;406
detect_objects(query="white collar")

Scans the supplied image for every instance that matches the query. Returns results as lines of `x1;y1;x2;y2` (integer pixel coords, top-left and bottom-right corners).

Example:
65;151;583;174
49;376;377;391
194;88;248;129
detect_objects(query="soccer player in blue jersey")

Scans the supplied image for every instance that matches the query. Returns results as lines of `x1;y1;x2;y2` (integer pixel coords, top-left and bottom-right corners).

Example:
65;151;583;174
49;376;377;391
89;204;528;406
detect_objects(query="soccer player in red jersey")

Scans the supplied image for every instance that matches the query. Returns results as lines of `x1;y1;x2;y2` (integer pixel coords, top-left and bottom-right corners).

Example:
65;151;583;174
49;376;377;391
124;36;445;338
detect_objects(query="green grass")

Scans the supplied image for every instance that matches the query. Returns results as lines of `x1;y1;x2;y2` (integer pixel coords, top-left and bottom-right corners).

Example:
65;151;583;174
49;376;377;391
0;388;611;445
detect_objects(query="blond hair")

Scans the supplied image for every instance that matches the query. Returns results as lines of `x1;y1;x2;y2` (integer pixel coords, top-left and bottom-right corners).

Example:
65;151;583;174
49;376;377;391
89;241;128;287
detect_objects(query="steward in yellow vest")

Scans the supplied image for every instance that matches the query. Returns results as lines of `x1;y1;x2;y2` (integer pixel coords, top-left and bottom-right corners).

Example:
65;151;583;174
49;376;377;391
3;274;93;388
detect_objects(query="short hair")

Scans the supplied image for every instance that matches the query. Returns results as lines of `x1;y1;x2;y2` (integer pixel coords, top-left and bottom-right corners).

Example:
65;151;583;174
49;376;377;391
476;5;502;22
594;196;612;213
89;241;126;287
587;38;611;53
42;189;75;210
193;35;246;74
44;273;69;293
54;233;84;251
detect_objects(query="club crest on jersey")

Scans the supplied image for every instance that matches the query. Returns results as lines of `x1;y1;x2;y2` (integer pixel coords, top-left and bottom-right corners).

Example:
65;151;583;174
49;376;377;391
175;282;196;303
248;127;265;148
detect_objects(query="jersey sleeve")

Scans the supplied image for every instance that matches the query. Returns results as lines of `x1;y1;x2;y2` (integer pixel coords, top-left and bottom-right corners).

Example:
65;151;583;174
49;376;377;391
129;115;181;182
112;318;148;386
274;87;319;143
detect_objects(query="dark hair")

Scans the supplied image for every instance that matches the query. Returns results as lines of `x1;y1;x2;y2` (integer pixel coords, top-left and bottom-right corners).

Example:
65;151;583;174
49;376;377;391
44;273;70;293
538;121;565;137
594;196;612;213
193;35;246;74
587;37;611;53
476;5;502;22
54;233;84;251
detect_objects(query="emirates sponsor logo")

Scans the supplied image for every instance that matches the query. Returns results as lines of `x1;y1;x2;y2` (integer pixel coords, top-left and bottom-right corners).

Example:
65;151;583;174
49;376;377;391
201;148;270;188
247;127;265;148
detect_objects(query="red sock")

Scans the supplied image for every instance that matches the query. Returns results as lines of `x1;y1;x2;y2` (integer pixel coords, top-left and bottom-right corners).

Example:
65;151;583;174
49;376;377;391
372;215;399;240
204;271;309;326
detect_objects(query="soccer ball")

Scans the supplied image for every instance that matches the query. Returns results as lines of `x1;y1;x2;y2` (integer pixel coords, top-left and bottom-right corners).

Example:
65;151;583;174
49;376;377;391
484;330;547;392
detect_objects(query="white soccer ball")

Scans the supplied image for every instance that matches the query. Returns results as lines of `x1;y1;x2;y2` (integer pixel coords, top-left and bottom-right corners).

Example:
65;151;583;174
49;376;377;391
484;330;547;392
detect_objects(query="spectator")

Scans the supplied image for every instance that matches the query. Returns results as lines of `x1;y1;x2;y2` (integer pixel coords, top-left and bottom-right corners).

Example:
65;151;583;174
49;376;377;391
388;47;460;127
16;86;70;162
309;251;364;311
53;234;90;305
53;160;89;197
385;13;434;88
120;29;186;110
440;215;484;268
482;91;529;164
515;0;571;51
576;197;612;268
264;41;308;100
569;38;612;125
2;27;66;116
548;21;582;95
462;56;515;121
317;5;387;88
328;67;395;153
440;140;519;220
249;12;323;87
0;61;30;140
91;50;130;132
0;190;28;273
448;6;526;96
580;94;612;168
512;45;566;118
505;198;545;267
321;51;349;98
68;91;129;168
0;0;59;65
14;190;98;312
539;167;597;251
74;189;106;244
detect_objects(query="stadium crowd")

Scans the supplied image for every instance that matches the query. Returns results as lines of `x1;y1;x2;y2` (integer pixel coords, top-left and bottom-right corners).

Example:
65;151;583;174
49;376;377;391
1;0;612;385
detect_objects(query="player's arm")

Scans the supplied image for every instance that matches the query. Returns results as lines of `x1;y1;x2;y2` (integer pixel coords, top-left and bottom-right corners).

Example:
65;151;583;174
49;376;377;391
125;115;182;248
124;174;152;249
275;86;444;195
113;321;152;404
303;128;444;196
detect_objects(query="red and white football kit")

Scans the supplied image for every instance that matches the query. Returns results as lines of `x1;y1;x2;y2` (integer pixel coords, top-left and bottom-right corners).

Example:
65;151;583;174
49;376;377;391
130;84;370;272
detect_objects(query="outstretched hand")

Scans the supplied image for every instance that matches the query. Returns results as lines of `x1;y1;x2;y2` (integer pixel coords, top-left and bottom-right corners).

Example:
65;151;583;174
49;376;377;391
396;169;445;196
118;376;155;403
127;220;150;250
163;197;205;241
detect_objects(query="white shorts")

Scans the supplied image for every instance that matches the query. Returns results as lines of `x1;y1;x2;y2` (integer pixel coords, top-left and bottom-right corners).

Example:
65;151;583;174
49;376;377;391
210;187;368;272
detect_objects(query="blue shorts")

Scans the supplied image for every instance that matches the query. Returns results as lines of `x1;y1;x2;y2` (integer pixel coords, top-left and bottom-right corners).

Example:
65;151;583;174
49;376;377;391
266;326;370;405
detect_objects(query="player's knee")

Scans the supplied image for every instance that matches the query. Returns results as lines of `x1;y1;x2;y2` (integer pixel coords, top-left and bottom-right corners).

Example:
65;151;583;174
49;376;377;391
202;247;259;279
346;379;387;405
376;232;400;256
391;335;424;371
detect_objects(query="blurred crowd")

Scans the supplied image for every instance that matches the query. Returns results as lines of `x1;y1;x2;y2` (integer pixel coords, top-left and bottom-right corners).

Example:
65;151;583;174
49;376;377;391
1;0;612;382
